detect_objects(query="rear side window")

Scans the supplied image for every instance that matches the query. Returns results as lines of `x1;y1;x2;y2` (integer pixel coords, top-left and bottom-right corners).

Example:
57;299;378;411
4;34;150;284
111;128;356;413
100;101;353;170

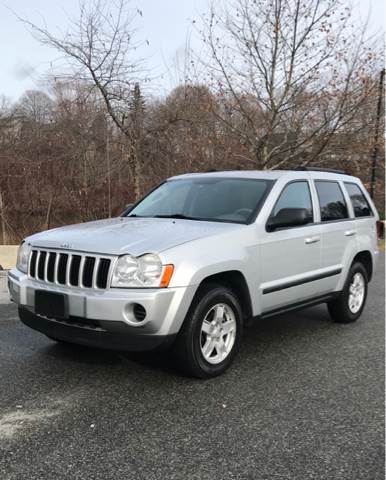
344;183;373;217
315;181;348;221
273;181;313;221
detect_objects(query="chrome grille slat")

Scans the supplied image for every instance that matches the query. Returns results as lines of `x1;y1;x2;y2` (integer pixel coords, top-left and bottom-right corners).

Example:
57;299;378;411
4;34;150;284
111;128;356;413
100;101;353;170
78;256;86;288
54;252;60;284
44;252;49;281
92;258;100;289
27;251;33;277
36;251;41;279
66;254;73;286
28;249;113;291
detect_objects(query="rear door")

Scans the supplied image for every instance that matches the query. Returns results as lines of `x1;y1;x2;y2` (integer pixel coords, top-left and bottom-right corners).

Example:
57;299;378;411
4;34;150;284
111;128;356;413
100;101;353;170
259;179;322;312
343;181;378;259
313;179;356;292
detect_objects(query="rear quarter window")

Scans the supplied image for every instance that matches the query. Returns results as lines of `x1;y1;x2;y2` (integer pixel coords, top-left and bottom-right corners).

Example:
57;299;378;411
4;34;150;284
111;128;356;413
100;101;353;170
344;183;373;217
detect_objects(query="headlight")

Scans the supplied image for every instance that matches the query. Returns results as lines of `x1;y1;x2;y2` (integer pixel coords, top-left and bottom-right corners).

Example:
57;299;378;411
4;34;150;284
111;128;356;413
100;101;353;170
111;253;173;288
16;242;32;273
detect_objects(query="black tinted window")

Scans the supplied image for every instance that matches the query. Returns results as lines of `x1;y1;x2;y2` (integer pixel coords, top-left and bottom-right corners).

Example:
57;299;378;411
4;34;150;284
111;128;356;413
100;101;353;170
344;183;373;217
315;181;348;221
273;181;313;221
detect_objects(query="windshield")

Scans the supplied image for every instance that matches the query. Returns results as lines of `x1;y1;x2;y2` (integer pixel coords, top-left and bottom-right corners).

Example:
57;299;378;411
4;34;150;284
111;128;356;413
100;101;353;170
126;177;274;224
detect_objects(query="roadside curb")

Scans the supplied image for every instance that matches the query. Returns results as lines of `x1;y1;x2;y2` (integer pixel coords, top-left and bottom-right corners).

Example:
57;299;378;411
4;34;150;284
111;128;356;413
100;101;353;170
0;245;18;270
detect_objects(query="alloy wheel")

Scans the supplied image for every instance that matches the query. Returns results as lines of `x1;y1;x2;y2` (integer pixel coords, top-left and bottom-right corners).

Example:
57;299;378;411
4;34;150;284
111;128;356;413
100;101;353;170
200;303;237;365
348;272;365;314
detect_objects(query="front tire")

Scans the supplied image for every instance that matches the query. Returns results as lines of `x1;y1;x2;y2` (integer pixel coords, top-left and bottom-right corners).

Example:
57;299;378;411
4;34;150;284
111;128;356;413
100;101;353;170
173;284;243;378
327;262;368;324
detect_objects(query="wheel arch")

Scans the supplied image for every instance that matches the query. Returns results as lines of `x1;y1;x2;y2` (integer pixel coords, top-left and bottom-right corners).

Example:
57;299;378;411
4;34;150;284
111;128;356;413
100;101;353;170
196;270;253;322
352;250;373;282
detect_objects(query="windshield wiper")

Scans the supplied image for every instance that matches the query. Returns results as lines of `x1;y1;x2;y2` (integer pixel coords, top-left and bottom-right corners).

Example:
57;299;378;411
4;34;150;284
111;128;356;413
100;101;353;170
153;214;197;220
127;213;199;220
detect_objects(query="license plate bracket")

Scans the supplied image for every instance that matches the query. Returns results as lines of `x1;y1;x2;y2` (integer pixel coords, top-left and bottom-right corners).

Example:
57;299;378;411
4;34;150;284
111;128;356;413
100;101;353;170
35;290;68;319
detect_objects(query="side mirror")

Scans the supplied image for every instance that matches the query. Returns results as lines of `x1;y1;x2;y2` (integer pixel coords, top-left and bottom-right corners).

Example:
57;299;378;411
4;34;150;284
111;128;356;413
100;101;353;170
266;208;312;232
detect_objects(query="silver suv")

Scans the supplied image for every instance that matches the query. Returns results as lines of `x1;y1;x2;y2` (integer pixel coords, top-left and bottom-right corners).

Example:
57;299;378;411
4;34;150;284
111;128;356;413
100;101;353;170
9;169;379;377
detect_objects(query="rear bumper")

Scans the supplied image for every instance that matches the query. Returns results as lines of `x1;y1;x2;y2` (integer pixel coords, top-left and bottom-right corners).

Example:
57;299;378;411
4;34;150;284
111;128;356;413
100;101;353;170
18;307;177;351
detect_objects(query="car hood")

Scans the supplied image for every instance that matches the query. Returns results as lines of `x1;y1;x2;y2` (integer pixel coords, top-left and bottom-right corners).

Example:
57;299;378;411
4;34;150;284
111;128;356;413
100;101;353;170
26;217;241;256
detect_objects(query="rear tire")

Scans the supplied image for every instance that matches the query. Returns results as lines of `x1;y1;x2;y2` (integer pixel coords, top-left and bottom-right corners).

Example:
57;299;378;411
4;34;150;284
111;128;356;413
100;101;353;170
172;284;243;378
327;262;368;324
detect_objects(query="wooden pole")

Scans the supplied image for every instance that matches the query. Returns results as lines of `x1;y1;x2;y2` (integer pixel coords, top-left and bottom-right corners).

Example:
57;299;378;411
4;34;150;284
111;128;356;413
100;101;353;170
107;133;112;218
0;191;7;245
45;193;53;230
370;68;385;199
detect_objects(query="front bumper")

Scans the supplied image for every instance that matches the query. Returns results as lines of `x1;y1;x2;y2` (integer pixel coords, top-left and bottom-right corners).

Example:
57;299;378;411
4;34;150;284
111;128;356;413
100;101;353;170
18;307;176;351
8;268;196;349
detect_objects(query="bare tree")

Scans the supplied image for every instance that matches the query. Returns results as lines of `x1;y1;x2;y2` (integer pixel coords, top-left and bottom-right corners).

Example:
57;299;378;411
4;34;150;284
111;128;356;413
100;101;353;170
16;90;54;124
18;0;147;198
0;0;383;245
197;0;381;169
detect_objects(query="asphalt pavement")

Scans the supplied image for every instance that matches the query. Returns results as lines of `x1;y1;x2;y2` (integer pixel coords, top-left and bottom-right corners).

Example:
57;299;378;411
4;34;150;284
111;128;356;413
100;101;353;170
0;256;384;480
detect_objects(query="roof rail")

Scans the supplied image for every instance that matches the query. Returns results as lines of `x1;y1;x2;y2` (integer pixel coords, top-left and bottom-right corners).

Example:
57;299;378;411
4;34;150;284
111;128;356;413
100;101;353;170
295;166;346;175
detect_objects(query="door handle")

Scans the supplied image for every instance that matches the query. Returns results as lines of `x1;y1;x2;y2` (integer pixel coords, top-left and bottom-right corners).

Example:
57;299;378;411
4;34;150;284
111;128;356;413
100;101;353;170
344;230;357;237
305;236;320;244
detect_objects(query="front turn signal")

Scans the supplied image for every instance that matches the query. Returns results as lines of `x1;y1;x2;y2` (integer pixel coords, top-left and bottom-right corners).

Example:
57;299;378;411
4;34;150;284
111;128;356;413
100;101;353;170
160;265;174;288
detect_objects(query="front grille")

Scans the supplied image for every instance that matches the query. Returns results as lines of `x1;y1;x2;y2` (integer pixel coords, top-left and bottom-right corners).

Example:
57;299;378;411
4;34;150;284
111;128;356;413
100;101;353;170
57;254;68;284
82;257;95;287
28;249;113;290
70;255;81;286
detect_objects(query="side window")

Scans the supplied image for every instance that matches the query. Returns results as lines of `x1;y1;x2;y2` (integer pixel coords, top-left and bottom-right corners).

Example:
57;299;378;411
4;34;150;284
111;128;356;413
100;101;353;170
272;181;313;220
315;181;348;221
344;183;373;217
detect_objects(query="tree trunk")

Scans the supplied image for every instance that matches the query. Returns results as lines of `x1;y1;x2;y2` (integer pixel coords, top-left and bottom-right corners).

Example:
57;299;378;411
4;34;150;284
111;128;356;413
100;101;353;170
133;157;141;200
127;138;142;200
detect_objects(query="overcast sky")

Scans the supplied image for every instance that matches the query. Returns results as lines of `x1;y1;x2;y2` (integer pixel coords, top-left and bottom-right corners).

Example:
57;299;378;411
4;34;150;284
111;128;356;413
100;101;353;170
0;0;384;101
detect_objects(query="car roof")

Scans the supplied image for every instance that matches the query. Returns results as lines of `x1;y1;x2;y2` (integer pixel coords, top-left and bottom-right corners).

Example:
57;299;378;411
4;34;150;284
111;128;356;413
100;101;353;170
168;170;359;182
